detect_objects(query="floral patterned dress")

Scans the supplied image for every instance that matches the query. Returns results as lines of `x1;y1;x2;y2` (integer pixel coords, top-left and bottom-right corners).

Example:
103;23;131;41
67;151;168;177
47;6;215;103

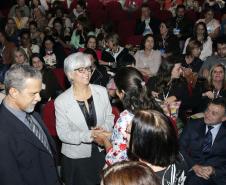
105;110;134;166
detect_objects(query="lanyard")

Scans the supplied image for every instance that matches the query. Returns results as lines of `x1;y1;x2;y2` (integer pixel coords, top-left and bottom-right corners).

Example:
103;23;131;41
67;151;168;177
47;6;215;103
163;84;172;101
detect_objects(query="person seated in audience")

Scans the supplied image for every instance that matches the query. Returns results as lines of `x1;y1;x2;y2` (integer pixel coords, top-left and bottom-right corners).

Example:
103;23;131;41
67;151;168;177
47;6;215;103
101;161;160;185
182;39;203;73
96;67;162;166
72;0;86;21
79;35;102;60
13;6;29;30
70;15;92;49
30;53;62;111
146;58;189;123
31;6;48;32
196;6;220;40
83;48;110;87
13;47;29;64
8;0;30;18
0;30;16;65
134;34;162;77
155;21;180;62
101;33;129;69
128;109;187;184
29;21;44;46
52;18;71;49
183;22;212;61
180;97;226;185
40;36;66;68
48;7;72;30
135;3;160;36
5;18;20;46
19;30;40;59
191;63;226;114
171;4;193;50
200;36;226;78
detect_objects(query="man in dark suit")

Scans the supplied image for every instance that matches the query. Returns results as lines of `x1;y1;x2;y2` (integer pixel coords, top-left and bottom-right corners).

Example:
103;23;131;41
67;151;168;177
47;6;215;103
0;64;61;185
180;98;226;185
134;3;160;36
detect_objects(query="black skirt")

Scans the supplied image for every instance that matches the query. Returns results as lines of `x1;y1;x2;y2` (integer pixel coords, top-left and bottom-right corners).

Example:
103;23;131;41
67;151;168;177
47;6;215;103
61;144;105;185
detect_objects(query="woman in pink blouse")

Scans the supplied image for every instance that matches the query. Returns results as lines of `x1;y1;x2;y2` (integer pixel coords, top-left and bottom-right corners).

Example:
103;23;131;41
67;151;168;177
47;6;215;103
135;34;162;77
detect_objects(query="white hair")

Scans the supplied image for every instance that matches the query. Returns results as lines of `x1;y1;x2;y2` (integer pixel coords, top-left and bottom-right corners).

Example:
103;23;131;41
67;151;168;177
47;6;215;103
64;52;91;81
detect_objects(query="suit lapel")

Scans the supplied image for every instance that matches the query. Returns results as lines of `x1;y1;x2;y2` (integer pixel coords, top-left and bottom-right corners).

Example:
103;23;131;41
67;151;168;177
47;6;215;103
1;104;53;157
211;123;226;151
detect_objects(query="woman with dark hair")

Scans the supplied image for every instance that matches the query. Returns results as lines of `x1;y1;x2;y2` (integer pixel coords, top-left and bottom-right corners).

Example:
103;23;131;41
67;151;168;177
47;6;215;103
146;58;189;123
134;34;162;77
79;35;102;60
101;161;160;185
70;15;92;49
30;53;61;106
182;39;203;73
97;67;162;166
40;36;66;68
190;63;226;113
196;6;220;39
155;21;180;61
128;110;187;185
29;21;44;46
183;22;212;61
83;48;109;87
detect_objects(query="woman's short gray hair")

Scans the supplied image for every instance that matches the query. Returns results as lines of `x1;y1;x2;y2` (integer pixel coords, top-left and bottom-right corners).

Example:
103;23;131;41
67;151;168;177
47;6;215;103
64;52;91;79
4;64;42;94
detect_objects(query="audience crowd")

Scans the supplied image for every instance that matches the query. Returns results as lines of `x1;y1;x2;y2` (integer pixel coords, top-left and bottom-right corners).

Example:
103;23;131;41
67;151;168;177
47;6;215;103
0;0;226;185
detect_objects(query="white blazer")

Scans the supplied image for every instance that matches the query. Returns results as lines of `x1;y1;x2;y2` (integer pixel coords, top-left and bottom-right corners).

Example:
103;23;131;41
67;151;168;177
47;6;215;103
55;84;114;159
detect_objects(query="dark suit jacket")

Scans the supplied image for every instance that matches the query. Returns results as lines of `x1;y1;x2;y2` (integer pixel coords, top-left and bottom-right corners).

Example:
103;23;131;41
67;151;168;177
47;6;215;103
135;18;160;35
0;104;61;185
179;118;226;184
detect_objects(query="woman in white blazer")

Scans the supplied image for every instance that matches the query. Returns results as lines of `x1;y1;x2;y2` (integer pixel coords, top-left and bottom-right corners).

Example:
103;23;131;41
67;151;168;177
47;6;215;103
55;52;114;185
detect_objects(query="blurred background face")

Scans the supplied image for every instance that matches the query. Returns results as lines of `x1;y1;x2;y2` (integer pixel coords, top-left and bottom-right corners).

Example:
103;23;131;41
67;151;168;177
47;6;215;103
76;4;83;13
32;0;39;7
177;7;185;17
32;57;44;71
212;66;224;82
56;9;63;17
144;36;154;50
14;51;26;64
171;63;182;78
29;24;37;33
44;40;54;50
192;47;201;57
21;34;30;45
17;0;25;6
205;10;214;21
7;19;16;29
160;23;168;35
141;7;150;19
217;44;226;58
106;39;114;50
87;38;96;50
0;33;5;43
53;22;62;33
77;22;83;31
196;24;205;35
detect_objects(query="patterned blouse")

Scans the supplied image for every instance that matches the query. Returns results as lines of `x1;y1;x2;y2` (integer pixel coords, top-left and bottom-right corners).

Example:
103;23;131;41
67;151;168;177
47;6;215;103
105;110;134;166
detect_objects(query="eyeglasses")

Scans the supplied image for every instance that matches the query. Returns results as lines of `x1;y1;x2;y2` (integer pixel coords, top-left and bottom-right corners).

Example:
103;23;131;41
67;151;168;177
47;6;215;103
74;67;92;73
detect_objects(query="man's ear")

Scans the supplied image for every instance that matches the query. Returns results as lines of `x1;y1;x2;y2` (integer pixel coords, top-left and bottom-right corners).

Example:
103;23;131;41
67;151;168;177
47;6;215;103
8;87;19;99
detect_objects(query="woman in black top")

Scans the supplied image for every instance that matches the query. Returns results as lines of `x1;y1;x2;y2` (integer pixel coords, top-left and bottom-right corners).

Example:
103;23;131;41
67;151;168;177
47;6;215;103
147;59;189;123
